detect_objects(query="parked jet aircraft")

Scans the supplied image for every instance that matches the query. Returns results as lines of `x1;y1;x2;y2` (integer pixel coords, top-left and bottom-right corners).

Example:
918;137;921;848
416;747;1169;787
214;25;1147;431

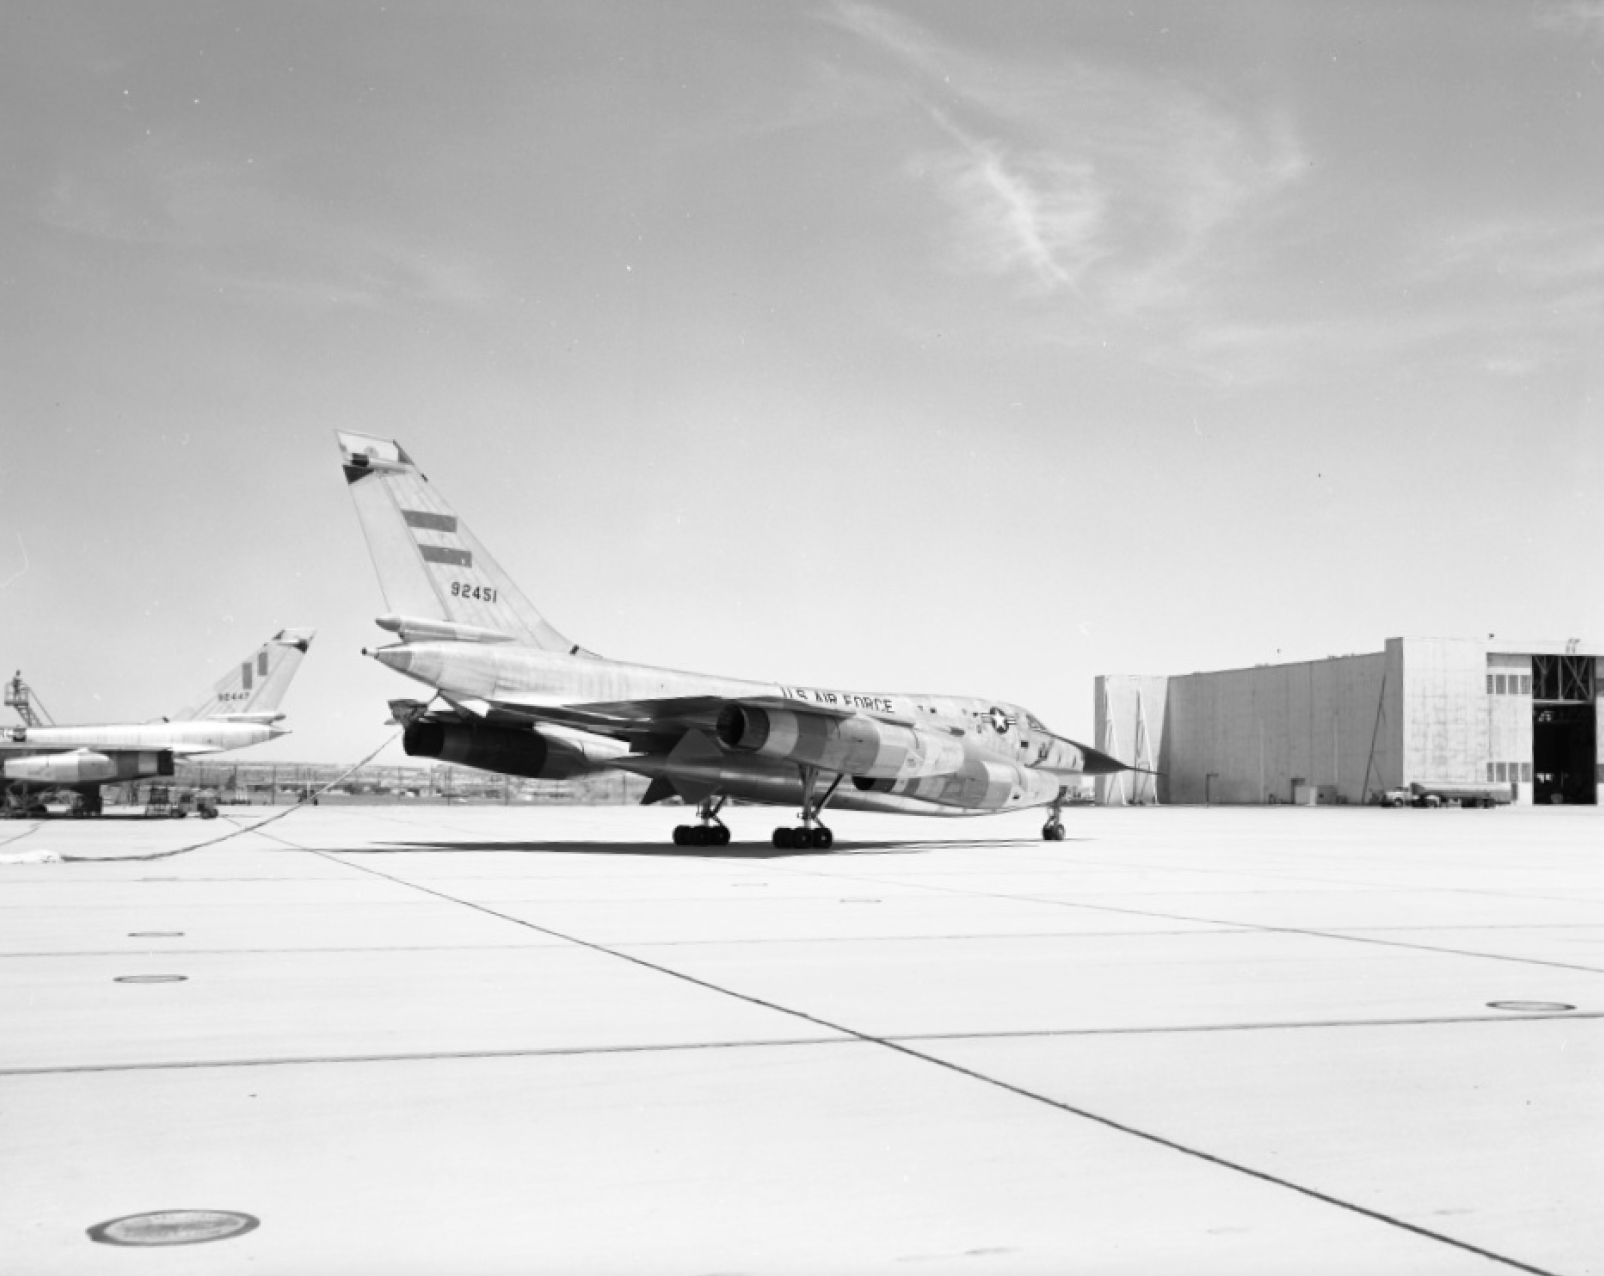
339;432;1139;847
1;629;315;816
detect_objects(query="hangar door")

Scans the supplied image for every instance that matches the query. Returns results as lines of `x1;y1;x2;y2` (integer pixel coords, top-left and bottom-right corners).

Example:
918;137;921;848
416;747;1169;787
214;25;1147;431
1532;654;1597;805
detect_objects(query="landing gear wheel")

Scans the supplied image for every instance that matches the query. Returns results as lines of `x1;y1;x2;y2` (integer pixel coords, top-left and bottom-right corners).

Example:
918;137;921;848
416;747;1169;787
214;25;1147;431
783;765;844;853
676;796;730;847
1042;821;1066;842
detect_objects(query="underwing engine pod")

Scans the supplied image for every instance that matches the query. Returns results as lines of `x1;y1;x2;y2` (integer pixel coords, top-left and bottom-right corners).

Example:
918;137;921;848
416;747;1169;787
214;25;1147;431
2;750;174;784
403;721;626;780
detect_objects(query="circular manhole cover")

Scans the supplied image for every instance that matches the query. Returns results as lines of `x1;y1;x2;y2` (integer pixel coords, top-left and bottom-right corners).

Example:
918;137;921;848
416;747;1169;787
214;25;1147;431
1487;1000;1575;1013
88;1210;259;1247
113;974;188;984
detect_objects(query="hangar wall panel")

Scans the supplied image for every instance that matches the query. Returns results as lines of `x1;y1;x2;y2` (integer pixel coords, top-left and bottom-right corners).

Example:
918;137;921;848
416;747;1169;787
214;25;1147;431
1400;638;1489;785
1486;653;1533;801
1097;651;1398;805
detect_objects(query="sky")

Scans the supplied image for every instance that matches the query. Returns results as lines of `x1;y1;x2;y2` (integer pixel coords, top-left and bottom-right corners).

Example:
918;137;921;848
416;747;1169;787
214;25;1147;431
1;1;1601;766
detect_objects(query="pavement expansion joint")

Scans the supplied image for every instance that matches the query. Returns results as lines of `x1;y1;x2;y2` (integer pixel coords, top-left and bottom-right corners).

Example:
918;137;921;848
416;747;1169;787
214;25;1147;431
770;862;1604;976
297;845;1574;1276
12;808;1599;1275
5;1009;1597;1079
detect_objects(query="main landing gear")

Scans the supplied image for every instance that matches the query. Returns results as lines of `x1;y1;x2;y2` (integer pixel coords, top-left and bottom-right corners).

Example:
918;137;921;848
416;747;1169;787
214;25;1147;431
773;767;841;850
774;825;832;849
673;796;731;847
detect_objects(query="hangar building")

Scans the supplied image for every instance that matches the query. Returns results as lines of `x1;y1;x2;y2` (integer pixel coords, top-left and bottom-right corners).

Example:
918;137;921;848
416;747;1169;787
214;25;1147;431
1095;637;1601;807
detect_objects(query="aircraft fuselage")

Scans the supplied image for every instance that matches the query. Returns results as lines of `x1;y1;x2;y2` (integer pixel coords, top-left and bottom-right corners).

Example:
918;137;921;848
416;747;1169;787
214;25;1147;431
1;722;284;788
374;639;1107;816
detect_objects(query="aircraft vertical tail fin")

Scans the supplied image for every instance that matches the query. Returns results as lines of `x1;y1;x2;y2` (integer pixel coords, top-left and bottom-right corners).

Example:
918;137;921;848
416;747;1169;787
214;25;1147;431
335;432;590;654
174;629;316;722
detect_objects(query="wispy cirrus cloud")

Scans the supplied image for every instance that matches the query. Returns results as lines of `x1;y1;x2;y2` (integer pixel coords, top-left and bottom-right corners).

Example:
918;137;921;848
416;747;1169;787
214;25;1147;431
830;3;1306;315
1176;214;1604;385
1422;216;1604;286
1533;0;1604;39
918;107;1105;290
1402;217;1604;378
828;4;1601;387
37;132;497;310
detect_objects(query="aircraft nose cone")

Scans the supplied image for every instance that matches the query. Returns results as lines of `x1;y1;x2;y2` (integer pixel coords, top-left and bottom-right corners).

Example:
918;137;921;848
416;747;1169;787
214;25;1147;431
370;646;414;675
369;644;444;686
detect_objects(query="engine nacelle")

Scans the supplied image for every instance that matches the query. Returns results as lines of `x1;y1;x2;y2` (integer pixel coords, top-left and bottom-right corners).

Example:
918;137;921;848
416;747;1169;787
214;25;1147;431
2;750;174;785
715;705;964;780
403;721;624;780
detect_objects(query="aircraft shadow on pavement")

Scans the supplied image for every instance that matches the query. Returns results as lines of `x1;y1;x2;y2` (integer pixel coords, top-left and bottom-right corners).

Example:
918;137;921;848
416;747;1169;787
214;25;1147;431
6;814;212;823
335;837;1057;860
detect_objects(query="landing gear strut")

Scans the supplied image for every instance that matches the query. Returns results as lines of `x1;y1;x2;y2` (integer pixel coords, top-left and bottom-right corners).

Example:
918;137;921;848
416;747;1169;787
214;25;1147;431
773;767;841;849
673;796;731;847
1041;796;1067;841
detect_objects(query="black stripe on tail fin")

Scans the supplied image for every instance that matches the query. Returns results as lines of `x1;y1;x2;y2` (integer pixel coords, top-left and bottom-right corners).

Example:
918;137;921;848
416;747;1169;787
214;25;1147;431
335;432;595;656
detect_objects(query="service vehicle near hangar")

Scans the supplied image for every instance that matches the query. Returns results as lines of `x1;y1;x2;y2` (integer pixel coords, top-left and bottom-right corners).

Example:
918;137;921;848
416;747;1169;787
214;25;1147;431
1378;780;1515;809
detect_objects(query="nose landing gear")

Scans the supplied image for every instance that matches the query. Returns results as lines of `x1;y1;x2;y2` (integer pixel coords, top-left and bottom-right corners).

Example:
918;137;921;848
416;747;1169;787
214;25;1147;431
1041;795;1067;841
673;796;731;847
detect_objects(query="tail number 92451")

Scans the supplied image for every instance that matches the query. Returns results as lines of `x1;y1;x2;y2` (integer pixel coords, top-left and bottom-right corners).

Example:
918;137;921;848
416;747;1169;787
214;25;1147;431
450;582;498;603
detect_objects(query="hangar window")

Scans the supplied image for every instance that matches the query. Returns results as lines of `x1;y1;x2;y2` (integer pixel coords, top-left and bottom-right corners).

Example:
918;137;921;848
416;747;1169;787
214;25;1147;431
1487;674;1495;694
1534;654;1595;703
1496;762;1508;782
1495;675;1508;694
